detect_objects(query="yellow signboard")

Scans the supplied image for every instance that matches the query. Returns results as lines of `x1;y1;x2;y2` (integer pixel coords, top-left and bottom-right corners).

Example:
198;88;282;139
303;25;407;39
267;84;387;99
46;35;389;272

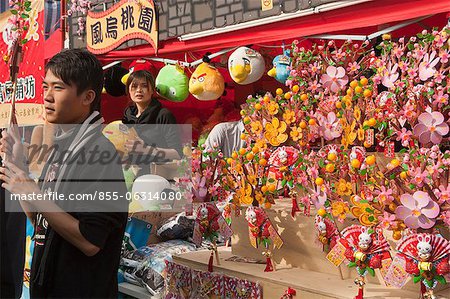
0;103;44;128
86;0;158;54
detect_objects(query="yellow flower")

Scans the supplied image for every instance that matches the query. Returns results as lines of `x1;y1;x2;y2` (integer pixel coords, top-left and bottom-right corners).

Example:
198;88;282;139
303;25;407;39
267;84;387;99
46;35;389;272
290;126;302;142
264;118;288;146
255;191;264;205
331;201;349;221
255;139;268;150
342;120;357;149
267;101;279;115
354;106;361;121
282;110;296;125
357;128;365;141
336;179;352;196
247;174;257;186
350;195;380;226
234;163;243;174
251;121;263;135
234;180;253;205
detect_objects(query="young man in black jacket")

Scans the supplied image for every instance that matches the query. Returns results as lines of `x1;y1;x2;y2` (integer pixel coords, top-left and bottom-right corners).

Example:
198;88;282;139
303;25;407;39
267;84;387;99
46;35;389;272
0;49;128;298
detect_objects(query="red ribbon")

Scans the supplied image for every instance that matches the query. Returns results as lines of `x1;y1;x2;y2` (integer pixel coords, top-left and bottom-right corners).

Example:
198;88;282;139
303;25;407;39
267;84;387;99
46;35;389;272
208;251;214;272
264;257;274;272
280;287;297;298
291;197;300;217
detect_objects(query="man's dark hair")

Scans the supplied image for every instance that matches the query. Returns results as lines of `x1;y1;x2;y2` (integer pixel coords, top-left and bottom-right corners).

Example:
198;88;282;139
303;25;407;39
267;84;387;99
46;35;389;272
45;48;103;112
125;70;156;96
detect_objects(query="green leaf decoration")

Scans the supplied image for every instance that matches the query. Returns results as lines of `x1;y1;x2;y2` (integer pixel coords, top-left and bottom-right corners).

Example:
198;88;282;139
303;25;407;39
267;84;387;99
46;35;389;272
367;267;375;277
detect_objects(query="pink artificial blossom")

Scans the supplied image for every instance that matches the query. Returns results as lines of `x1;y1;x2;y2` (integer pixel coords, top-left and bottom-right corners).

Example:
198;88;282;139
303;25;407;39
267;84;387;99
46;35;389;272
396;128;412;147
375;186;394;205
347;62;360;74
432;89;449;107
319;112;342;141
320;66;348;93
419;51;440;81
435;185;450;204
441;211;450;227
439;50;449;64
408;167;430;187
413;111;449;144
381;62;399;88
308;80;321;92
378;211;396;229
396;191;440;229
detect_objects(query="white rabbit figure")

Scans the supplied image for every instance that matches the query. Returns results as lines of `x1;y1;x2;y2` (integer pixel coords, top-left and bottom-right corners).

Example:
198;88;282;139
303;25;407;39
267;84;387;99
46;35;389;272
245;207;257;224
358;227;372;251
316;217;327;235
199;205;209;220
417;234;433;261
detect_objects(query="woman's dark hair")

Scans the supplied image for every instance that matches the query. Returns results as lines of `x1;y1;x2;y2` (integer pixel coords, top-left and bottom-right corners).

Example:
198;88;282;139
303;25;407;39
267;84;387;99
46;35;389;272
125;70;156;95
45;48;104;112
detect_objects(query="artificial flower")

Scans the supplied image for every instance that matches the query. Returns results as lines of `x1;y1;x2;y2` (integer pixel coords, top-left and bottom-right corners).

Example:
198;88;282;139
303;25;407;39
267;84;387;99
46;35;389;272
283;110;296;125
320;66;349;93
381;62;399;88
290;126;302;142
374;186;394;205
336;179;352;196
418;51;440;81
264;118;288;146
267;101;279;115
396;191;440;229
319;112;342;141
413;111;449;144
251;121;263;135
331;201;349;222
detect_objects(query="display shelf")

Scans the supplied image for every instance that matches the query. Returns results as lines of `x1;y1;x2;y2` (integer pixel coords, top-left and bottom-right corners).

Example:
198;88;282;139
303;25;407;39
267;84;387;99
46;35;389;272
173;247;450;299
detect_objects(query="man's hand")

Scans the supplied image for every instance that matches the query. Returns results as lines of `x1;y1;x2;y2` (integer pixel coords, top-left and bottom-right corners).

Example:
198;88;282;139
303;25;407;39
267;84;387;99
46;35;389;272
125;137;153;155
0;160;40;195
0;127;28;172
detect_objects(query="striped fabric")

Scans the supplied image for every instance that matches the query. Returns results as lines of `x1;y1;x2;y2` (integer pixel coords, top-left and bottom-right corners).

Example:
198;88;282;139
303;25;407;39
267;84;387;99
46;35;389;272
44;0;61;40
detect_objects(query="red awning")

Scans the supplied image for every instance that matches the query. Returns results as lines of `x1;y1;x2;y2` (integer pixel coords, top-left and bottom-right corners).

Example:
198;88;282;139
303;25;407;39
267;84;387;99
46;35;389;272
98;0;450;61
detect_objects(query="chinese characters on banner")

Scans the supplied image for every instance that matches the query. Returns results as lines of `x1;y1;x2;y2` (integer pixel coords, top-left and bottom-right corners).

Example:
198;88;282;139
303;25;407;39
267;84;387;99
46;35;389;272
86;0;158;54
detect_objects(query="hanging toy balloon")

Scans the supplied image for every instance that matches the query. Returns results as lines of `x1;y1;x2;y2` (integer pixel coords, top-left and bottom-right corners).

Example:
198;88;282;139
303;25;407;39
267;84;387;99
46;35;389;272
156;64;189;102
228;47;265;85
189;61;225;101
267;50;291;84
121;59;157;85
104;64;128;97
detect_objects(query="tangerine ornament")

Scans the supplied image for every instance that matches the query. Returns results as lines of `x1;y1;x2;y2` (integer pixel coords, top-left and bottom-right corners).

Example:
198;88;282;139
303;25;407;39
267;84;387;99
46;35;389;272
325;164;335;173
239;148;246;155
299;121;307;129
300;94;308;101
292;85;300;93
284;92;292;100
246;153;254;160
259;158;267;166
315;177;324;186
308;119;316;126
276;88;283;95
264;202;272;209
252;146;260;154
363;141;371;148
400;171;408;180
240;133;247;140
363;89;372;98
261;185;268;193
240;110;246;116
346;89;353;96
365;155;376;166
350;81;358;89
243;116;251;124
367;118;377;127
255;103;262;110
355;86;363;94
232;151;238;159
317;208;327;217
351;159;361;169
390;159;400;168
392;231;402;240
335;101;342;109
327;152;337;161
360;77;368;86
227;158;233;165
268;185;276;192
263;96;271;103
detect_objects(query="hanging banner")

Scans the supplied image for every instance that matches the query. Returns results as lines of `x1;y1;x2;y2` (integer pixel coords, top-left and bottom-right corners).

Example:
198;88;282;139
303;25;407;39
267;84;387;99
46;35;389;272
86;0;158;54
0;2;45;127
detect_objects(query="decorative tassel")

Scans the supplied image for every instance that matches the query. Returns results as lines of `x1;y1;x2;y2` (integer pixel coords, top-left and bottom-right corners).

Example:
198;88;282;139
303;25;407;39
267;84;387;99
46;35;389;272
420;281;427;298
354;286;363;299
208;250;214;272
354;276;365;299
264;256;274;272
291;197;300;217
280;287;296;298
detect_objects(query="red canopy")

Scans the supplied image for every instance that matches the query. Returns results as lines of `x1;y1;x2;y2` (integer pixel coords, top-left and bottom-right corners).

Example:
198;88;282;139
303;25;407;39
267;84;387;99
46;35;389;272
99;0;450;61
